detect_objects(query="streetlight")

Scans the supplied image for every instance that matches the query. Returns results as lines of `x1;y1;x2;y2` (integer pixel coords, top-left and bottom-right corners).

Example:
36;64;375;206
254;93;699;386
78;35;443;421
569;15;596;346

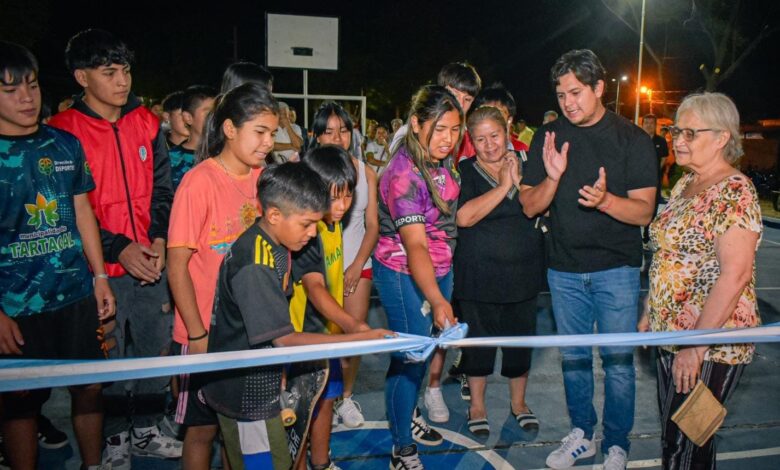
612;75;628;115
634;0;647;124
639;86;653;114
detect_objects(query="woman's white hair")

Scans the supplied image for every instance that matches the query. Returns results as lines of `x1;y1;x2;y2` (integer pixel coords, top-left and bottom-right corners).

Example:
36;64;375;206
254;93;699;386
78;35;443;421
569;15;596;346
676;92;743;164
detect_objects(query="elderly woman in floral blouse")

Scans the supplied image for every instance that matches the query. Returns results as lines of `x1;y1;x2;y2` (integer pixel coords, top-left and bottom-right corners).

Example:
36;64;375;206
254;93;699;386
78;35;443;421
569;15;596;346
640;92;762;469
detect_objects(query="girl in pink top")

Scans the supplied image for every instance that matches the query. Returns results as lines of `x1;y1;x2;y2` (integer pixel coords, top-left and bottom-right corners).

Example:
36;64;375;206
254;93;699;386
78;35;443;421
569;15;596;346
167;83;279;469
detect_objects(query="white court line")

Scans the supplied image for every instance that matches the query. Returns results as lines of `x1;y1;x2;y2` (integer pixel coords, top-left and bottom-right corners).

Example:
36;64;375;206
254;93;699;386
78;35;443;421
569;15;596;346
527;445;780;470
333;421;513;468
762;238;780;246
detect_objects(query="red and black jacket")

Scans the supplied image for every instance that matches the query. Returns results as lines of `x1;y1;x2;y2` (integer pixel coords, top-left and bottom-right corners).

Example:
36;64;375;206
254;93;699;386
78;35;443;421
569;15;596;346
49;94;173;278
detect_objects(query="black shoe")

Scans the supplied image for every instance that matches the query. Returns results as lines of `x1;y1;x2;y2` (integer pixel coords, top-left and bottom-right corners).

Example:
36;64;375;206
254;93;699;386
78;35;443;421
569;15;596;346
467;410;490;437
410;407;443;446
38;414;69;449
512;408;540;432
390;443;424;470
459;375;471;401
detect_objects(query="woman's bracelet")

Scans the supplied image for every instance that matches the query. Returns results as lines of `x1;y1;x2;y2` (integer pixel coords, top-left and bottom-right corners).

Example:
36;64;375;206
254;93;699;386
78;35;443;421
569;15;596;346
188;331;209;341
94;273;109;280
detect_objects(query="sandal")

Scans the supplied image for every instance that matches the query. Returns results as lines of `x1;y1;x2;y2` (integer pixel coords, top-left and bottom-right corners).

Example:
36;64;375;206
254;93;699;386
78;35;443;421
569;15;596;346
512;408;539;431
467;410;490;437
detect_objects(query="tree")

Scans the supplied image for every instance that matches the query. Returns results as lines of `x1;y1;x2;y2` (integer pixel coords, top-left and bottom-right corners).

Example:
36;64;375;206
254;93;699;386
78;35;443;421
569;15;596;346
683;0;779;91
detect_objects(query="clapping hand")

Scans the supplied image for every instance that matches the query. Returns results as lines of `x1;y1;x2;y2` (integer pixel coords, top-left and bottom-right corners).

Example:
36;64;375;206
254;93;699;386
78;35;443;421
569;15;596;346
578;167;609;208
542;132;568;182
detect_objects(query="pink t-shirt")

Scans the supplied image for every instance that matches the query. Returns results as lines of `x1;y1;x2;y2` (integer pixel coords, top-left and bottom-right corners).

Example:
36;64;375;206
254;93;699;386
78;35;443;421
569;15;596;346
168;158;262;345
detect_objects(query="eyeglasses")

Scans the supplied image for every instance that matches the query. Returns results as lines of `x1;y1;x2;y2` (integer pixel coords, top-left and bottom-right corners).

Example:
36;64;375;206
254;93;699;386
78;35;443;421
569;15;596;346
668;126;721;142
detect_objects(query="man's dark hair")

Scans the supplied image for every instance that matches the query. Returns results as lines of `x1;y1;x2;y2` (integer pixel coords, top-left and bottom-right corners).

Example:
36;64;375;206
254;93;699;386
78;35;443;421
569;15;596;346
220;61;274;94
437;62;482;98
0;40;38;86
257;162;329;215
550;49;606;91
162;90;185;113
643;113;657;121
65;29;134;73
181;85;218;115
473;82;517;119
301;145;357;195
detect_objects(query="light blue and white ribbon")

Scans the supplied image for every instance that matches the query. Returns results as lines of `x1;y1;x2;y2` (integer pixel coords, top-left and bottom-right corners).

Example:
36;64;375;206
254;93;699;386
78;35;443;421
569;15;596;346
1;323;778;392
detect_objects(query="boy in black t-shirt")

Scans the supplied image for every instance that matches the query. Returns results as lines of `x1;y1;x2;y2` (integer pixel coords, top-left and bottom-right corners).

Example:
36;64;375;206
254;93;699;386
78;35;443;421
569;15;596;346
202;163;391;470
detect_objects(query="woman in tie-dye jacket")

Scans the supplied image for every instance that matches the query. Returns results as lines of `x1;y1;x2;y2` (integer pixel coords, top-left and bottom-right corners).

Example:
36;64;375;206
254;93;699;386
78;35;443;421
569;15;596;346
372;84;463;469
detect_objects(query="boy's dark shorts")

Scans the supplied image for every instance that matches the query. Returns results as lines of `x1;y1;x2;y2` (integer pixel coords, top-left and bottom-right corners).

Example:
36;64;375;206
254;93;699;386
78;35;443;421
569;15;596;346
1;295;105;419
174;343;219;427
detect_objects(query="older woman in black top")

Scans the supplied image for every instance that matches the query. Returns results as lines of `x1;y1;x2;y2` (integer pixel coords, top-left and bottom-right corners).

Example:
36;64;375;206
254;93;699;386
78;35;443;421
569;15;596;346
454;105;545;437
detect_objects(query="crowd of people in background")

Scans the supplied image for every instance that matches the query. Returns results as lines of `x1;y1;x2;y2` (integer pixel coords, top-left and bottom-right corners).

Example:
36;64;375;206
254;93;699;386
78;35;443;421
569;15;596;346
0;26;763;470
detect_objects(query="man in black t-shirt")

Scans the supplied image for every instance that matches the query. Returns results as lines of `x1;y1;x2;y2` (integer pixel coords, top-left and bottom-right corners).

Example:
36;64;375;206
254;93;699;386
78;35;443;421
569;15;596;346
641;114;670;242
520;49;657;470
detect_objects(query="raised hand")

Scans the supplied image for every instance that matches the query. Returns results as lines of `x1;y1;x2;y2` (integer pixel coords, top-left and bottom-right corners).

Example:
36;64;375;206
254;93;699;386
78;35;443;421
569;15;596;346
543;132;569;182
505;152;522;188
497;155;513;189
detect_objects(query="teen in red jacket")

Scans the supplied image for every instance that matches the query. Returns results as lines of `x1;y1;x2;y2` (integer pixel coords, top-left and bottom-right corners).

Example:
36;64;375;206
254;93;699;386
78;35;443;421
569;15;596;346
49;29;180;469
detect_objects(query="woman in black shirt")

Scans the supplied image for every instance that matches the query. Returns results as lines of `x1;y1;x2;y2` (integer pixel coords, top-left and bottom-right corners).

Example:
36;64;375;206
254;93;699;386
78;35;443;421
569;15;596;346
453;106;545;437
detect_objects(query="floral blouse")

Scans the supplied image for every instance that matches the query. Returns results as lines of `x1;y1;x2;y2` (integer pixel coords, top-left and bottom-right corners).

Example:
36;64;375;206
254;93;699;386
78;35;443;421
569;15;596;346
648;173;762;364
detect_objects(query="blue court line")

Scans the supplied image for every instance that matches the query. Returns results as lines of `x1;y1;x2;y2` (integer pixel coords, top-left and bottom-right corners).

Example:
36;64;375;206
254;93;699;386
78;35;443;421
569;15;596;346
1;324;778;392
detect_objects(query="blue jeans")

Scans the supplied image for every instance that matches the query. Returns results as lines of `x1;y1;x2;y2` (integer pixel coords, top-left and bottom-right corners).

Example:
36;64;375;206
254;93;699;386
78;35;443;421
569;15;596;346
547;266;639;453
373;259;453;449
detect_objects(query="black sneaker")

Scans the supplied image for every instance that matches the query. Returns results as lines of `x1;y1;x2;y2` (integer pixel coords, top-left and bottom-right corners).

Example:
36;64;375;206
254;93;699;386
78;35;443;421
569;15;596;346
410;407;443;446
390;443;424;470
38;414;69;449
459;374;471;401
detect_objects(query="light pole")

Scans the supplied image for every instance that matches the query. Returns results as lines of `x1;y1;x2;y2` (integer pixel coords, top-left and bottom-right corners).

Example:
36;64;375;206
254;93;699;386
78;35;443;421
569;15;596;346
634;0;647;124
613;75;628;115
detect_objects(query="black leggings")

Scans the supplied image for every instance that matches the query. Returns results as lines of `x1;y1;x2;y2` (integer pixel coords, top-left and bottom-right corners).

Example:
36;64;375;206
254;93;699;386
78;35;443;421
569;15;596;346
657;350;745;470
456;297;537;378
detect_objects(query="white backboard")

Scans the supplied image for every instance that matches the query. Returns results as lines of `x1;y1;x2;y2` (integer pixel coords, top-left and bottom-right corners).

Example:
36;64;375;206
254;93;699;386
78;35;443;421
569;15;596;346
265;13;339;70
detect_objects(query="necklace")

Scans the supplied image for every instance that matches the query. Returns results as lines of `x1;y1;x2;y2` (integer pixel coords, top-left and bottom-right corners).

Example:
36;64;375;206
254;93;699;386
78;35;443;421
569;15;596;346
215;156;255;200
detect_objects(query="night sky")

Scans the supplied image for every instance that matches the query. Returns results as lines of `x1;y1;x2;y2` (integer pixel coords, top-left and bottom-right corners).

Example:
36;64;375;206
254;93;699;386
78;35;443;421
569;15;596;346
3;0;779;125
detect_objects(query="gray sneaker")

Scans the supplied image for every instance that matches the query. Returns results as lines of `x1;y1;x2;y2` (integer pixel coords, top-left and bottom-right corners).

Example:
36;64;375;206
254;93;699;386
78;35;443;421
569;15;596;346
102;431;131;470
131;425;183;458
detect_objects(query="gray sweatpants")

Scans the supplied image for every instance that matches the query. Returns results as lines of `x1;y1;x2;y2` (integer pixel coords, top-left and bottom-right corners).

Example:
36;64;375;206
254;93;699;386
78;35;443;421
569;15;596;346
103;274;173;435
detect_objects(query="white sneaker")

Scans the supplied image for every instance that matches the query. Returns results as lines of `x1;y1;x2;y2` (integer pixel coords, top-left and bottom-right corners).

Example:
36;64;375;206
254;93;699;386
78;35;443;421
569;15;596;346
131;424;183;458
335;396;365;428
102;431;131;470
423;387;449;423
603;445;628;470
545;428;596;469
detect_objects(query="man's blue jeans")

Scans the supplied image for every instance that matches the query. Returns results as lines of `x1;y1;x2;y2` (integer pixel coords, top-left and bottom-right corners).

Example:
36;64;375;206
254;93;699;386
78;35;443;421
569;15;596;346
373;259;453;449
547;266;639;453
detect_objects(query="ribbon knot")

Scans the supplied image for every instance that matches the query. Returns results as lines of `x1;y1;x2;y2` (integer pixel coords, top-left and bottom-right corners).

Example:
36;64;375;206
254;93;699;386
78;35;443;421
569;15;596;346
397;322;470;363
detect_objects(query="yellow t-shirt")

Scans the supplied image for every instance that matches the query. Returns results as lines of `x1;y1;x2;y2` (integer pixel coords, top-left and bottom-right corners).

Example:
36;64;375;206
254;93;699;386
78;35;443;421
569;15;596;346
289;221;344;333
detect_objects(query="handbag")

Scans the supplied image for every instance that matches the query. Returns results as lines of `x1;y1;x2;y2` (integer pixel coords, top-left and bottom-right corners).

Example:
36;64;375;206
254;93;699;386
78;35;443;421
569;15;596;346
671;380;727;446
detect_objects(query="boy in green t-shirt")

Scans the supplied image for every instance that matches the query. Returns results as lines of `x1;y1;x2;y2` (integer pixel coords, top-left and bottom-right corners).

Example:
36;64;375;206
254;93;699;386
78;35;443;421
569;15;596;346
0;40;115;470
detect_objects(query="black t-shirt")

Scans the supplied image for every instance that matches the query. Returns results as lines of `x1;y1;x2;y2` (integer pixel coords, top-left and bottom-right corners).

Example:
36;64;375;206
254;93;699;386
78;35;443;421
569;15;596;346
453;157;545;303
524;111;657;273
202;222;295;420
651;134;669;162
